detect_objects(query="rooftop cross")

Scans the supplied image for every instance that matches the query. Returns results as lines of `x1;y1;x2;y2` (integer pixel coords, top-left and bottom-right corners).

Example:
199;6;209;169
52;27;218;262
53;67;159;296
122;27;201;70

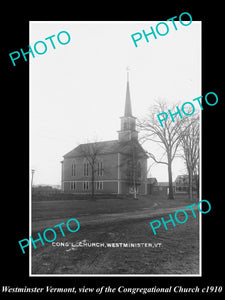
126;66;130;82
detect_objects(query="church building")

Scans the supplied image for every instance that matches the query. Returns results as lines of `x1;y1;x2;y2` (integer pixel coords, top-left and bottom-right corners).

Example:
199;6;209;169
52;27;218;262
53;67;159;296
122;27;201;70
61;71;148;195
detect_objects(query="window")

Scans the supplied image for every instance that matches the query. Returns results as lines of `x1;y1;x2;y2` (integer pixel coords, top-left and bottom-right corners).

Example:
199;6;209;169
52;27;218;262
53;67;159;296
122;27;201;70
131;121;135;130
72;161;76;177
83;181;89;190
96;181;103;190
70;181;76;190
137;161;141;178
124;121;129;130
97;161;104;176
83;161;89;176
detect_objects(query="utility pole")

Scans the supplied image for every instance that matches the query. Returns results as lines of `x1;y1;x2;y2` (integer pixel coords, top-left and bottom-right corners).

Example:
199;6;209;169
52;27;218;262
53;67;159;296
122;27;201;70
31;169;35;187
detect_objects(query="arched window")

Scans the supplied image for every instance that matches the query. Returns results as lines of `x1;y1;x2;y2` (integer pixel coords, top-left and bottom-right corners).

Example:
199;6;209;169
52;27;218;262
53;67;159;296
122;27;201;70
97;160;104;176
72;160;76;177
83;160;89;177
137;161;141;179
130;120;135;130
124;121;128;130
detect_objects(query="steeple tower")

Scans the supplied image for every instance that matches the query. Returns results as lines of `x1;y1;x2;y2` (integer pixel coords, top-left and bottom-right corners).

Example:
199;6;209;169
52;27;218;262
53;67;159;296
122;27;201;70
118;68;138;142
124;71;132;117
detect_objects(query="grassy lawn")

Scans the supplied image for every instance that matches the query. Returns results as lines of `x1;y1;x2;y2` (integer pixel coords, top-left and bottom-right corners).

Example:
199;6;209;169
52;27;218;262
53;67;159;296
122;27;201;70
32;194;193;222
31;195;200;275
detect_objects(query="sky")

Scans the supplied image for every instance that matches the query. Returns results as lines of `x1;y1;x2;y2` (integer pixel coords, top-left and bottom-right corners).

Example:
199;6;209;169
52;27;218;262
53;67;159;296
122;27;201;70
30;21;201;186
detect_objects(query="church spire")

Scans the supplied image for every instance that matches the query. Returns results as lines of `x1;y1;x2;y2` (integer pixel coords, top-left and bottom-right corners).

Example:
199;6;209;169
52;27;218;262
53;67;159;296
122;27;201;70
124;67;133;117
118;68;138;142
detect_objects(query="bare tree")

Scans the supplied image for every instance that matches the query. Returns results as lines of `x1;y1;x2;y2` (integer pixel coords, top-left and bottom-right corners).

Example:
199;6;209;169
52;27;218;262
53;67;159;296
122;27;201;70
79;141;103;200
193;156;200;198
77;138;146;200
138;101;184;200
119;139;146;199
178;114;200;201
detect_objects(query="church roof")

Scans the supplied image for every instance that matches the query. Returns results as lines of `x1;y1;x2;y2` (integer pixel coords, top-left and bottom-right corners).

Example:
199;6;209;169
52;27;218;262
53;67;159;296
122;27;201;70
63;139;148;158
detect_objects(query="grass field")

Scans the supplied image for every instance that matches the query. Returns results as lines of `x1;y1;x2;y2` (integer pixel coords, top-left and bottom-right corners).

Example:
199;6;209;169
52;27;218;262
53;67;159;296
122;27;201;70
31;195;200;275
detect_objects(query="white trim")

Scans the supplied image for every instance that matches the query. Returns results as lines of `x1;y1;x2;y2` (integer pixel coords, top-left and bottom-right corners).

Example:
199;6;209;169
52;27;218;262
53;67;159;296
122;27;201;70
61;161;64;191
117;153;121;194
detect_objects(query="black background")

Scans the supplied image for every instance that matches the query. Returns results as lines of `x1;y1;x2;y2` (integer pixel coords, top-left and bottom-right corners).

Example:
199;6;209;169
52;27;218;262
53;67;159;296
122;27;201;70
3;3;224;298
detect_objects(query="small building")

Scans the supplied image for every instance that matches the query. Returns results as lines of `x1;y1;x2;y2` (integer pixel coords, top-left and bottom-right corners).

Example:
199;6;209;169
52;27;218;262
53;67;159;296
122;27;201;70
147;177;158;194
175;175;189;193
175;174;198;193
147;179;175;196
157;182;176;195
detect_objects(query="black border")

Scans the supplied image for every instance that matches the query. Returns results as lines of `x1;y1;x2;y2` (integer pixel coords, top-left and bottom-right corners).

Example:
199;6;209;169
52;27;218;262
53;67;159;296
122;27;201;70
4;5;224;298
